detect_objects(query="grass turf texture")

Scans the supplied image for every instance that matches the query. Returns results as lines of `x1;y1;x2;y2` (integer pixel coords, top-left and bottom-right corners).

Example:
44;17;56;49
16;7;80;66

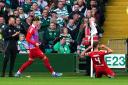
0;73;128;85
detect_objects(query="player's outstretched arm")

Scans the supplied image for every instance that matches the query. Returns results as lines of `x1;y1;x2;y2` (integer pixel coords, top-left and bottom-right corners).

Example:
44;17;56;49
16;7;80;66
80;46;92;58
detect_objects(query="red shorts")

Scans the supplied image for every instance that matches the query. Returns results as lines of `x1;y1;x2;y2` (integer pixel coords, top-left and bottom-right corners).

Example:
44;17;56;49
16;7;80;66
95;66;115;78
29;47;46;59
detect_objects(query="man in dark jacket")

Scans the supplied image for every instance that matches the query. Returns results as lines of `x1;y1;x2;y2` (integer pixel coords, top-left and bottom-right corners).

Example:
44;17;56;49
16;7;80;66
1;16;19;77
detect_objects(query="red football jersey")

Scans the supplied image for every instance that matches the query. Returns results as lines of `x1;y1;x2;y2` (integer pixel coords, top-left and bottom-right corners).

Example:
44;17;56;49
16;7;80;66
89;50;108;68
26;24;39;49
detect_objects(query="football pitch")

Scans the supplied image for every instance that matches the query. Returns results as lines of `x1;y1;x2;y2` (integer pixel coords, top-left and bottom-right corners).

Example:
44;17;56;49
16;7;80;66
0;73;128;85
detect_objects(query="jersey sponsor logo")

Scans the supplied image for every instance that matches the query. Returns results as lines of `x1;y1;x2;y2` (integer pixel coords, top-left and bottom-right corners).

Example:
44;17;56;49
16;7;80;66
93;54;100;57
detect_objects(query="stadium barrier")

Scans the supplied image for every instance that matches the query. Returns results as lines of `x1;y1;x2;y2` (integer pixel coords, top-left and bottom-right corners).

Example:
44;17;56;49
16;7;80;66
0;53;77;72
0;53;127;74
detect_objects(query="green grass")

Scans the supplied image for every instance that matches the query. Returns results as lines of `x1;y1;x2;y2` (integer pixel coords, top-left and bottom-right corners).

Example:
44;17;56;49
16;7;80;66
0;73;128;85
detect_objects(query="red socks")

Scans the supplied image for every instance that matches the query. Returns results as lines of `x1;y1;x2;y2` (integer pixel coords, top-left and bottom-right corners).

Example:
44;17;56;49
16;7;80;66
18;58;54;74
19;60;33;73
43;58;54;73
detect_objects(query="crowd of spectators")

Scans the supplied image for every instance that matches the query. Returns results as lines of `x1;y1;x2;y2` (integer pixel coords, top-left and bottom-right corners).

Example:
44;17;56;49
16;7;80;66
0;0;108;54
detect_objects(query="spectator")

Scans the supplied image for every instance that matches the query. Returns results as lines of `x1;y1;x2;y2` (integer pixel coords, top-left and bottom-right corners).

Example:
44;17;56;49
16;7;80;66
0;1;9;23
54;1;69;20
50;11;65;29
67;19;78;53
44;5;51;12
22;16;32;33
0;16;5;53
13;9;19;17
91;7;100;22
68;13;82;40
89;16;103;38
89;0;105;27
49;0;58;7
78;17;99;45
18;0;25;6
1;16;20;77
67;19;77;40
85;9;92;18
69;3;84;19
91;6;104;33
66;0;74;5
72;12;82;27
60;27;73;46
28;10;35;18
76;17;89;45
39;6;51;52
43;22;60;53
15;17;27;35
0;1;5;16
90;0;97;9
40;9;50;32
22;0;32;13
31;2;41;18
72;3;80;12
18;7;28;21
0;16;5;30
60;0;72;14
39;9;51;50
53;36;70;54
77;0;87;14
77;38;86;56
9;0;19;9
17;34;29;54
37;0;48;10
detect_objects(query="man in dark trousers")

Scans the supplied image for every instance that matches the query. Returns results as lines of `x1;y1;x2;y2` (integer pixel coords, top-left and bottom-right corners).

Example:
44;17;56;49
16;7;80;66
1;16;19;77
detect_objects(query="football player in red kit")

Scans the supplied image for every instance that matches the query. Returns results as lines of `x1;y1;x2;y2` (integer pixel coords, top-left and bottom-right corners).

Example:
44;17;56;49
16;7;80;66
81;42;115;78
15;17;62;77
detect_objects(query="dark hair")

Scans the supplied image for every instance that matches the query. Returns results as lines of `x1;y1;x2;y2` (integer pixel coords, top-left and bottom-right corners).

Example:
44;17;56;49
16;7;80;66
93;41;99;49
0;1;4;3
15;16;20;19
8;15;15;20
14;9;18;12
42;9;48;12
32;2;38;5
59;36;66;40
32;16;40;22
50;11;57;14
29;10;34;13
